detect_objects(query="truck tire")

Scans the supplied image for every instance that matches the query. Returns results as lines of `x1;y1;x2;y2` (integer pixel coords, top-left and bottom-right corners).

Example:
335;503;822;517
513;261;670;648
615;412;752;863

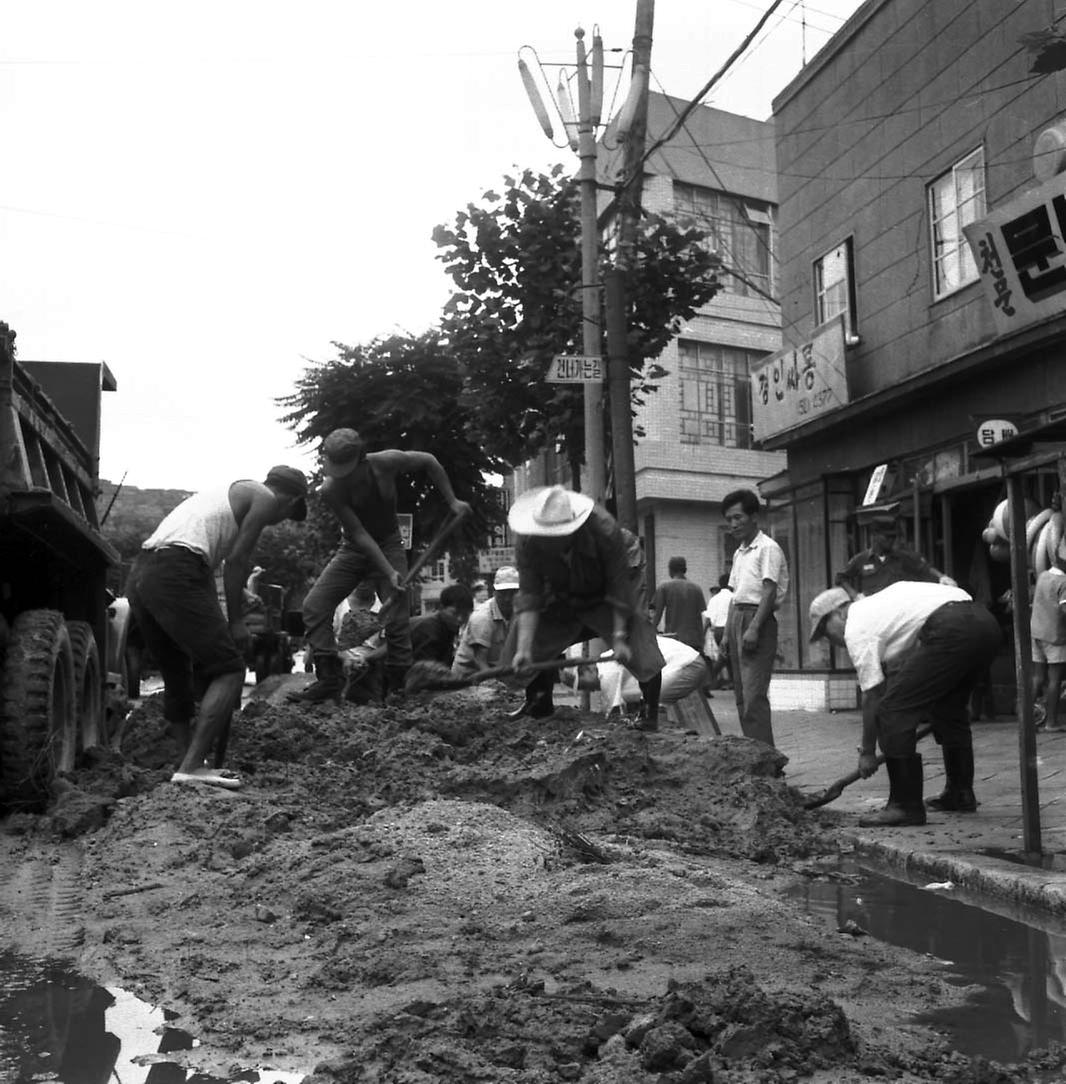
68;621;107;751
0;610;76;807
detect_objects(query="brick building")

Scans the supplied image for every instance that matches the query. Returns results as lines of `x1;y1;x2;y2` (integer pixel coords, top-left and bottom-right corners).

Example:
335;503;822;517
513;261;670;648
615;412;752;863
763;0;1066;701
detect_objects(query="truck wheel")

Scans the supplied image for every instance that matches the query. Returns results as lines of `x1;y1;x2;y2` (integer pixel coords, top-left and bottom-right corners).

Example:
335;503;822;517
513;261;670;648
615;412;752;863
68;621;107;751
0;610;76;807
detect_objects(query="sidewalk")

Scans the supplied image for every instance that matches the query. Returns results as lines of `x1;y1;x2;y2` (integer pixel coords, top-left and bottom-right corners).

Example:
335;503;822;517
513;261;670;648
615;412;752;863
711;694;1066;916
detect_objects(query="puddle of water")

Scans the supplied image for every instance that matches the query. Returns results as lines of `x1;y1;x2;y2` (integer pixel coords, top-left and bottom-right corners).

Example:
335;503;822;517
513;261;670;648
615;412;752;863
0;950;305;1084
786;858;1066;1064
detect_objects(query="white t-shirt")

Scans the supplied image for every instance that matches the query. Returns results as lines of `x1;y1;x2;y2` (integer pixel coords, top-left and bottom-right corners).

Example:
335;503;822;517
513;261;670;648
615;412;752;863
598;636;706;709
843;581;971;691
704;587;733;629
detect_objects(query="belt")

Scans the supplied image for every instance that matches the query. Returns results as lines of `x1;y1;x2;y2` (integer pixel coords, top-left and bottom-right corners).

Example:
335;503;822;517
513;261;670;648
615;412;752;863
733;603;759;610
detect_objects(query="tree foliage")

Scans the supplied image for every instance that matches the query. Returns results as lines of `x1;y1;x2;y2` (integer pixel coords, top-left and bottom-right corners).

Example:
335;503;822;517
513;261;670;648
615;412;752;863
432;165;721;470
278;331;505;557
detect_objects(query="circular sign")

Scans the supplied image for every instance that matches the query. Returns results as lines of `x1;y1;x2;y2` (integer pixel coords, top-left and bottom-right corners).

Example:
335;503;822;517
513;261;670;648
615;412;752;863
975;419;1018;448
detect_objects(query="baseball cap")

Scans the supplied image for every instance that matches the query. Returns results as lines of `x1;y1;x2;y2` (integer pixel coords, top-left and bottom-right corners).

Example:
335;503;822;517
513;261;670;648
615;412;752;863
808;586;851;641
321;428;366;478
264;465;309;522
493;566;520;591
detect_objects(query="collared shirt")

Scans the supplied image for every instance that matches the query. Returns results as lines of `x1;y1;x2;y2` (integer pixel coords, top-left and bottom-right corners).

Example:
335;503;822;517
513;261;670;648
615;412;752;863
452;596;511;675
837;546;936;596
843;580;971;691
728;530;789;607
514;504;637;617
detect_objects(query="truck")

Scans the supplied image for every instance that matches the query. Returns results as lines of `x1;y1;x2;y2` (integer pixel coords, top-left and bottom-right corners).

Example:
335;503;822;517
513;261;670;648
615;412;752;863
0;320;122;808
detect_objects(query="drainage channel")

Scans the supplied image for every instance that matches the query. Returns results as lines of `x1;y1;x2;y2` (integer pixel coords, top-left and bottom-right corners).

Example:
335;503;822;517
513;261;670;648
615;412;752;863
0;950;305;1084
786;856;1066;1065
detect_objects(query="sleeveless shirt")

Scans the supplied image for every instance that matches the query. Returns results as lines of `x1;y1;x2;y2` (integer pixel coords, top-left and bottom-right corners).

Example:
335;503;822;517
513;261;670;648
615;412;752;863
142;485;240;571
348;460;399;543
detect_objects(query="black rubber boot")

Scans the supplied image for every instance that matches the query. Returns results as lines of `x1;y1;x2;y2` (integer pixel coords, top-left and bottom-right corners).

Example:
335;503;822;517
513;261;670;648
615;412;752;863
633;673;663;732
858;755;927;827
287;652;344;703
507;671;555;719
385;665;410;701
925;746;978;812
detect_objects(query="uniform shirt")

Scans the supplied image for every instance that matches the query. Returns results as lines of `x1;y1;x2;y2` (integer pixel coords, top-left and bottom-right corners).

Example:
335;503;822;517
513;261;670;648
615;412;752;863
514;505;637;617
1032;568;1066;644
652;578;707;650
451;595;512;675
843;581;971;691
728;531;789;607
837;546;937;596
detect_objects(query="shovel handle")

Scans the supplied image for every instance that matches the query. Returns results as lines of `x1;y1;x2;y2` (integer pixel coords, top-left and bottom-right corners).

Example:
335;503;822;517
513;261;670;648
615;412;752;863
377;508;469;623
469;655;602;685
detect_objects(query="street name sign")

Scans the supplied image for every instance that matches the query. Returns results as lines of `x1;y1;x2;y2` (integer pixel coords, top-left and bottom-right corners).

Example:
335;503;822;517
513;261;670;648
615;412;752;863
547;355;603;383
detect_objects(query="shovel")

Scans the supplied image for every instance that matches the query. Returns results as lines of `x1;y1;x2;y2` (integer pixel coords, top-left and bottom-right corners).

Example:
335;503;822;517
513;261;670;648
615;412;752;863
802;724;933;810
405;654;601;694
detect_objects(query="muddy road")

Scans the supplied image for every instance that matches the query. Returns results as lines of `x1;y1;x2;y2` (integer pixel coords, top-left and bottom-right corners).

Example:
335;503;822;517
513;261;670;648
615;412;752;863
1;680;1062;1083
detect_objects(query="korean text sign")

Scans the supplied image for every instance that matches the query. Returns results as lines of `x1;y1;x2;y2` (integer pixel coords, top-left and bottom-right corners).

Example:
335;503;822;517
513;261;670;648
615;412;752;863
750;316;849;442
964;171;1066;336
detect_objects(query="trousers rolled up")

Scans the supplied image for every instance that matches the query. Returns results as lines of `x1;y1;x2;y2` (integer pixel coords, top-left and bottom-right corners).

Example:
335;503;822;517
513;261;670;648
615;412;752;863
877;601;1002;758
302;537;412;669
725;605;777;747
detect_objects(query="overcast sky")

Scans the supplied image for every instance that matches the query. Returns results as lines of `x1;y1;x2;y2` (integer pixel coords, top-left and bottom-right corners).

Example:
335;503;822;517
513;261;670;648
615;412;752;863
0;0;865;492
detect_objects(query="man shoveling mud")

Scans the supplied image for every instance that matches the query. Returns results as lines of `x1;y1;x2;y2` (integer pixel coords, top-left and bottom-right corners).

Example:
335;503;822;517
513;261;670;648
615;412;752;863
808;580;1002;826
291;428;471;703
126;466;309;789
501;485;665;728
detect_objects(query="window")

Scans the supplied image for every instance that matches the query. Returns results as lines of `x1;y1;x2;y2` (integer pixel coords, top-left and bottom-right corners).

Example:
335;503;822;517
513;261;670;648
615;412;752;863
677;340;766;448
929;147;986;298
673;182;772;299
814;238;856;334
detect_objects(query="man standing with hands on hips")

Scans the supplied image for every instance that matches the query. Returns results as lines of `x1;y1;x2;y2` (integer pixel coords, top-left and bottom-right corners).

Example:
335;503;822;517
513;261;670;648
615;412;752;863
721;488;789;748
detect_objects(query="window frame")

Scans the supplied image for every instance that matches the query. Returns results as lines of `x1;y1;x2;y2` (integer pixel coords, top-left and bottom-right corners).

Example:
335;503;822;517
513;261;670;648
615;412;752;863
928;146;986;301
812;236;857;336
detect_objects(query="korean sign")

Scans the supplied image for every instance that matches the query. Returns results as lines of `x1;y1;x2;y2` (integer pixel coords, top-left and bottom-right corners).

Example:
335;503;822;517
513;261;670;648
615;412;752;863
750;315;849;442
397;513;413;551
964;171;1066;336
546;355;603;383
974;418;1019;449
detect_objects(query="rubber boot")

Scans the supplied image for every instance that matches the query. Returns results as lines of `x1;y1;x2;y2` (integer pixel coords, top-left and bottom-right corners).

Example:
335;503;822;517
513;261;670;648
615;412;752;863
633;673;663;732
925;746;978;812
507;670;555;719
287;652;343;703
385;664;410;702
858;755;927;827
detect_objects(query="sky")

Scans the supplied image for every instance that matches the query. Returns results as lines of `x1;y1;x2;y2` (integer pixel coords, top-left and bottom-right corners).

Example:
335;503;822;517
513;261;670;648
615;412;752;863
0;0;867;492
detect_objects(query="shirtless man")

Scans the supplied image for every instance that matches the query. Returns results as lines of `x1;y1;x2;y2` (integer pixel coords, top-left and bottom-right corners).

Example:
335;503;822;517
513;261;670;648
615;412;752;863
126;466;309;788
292;428;471;702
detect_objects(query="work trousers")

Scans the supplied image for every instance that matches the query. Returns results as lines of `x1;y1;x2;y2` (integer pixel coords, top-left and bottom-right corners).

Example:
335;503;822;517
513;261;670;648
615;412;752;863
302;537;412;669
725;604;777;747
878;601;1002;758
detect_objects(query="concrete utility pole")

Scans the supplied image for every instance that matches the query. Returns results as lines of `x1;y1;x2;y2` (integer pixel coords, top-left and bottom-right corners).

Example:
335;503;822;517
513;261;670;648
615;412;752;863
575;27;606;503
605;0;654;532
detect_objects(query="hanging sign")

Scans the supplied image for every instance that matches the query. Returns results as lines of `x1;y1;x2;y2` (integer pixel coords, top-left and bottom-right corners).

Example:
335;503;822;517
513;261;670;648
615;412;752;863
547;355;603;383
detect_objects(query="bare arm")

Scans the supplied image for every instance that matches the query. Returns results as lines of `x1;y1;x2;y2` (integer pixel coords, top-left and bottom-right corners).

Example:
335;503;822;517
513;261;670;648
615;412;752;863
858;684;884;777
380;450;472;519
741;579;778;652
223;488;278;644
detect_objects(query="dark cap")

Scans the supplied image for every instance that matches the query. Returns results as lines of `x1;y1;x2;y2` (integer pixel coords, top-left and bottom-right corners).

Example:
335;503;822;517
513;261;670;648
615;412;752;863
265;465;309;522
322;428;365;478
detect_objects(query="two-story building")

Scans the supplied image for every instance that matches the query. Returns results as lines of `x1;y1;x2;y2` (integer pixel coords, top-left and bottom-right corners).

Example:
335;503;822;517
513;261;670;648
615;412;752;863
762;0;1066;705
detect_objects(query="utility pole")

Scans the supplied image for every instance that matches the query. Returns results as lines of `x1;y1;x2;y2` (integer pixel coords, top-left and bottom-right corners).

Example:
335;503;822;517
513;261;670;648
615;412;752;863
605;0;654;532
575;27;605;502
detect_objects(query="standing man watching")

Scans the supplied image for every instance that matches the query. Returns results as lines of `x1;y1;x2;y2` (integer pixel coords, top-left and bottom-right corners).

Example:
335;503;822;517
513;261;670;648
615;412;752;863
809;581;1001;827
292;428;471;703
721;488;789;747
452;566;520;677
651;556;707;652
836;507;955;600
503;486;665;728
127;466;309;788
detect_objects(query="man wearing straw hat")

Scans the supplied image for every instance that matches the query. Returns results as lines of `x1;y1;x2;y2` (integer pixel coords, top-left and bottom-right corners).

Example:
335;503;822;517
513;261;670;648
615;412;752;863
502;485;665;728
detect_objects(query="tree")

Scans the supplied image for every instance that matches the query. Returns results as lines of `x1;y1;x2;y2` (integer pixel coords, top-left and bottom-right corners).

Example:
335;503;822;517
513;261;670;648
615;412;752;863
432;165;721;473
278;331;506;557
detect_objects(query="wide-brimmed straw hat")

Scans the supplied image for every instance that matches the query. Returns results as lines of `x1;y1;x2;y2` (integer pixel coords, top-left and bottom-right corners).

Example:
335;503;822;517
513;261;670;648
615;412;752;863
508;485;594;537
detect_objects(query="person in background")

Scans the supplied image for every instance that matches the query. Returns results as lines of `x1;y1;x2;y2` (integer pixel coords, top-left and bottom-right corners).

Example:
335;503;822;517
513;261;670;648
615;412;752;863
809;580;1001;827
702;573;734;690
651;556;707;653
452;566;520;677
471;580;490;606
503;485;665;728
1032;543;1066;732
336;581;387;704
409;583;474;667
721;488;789;747
836;508;955;600
127;466;309;788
